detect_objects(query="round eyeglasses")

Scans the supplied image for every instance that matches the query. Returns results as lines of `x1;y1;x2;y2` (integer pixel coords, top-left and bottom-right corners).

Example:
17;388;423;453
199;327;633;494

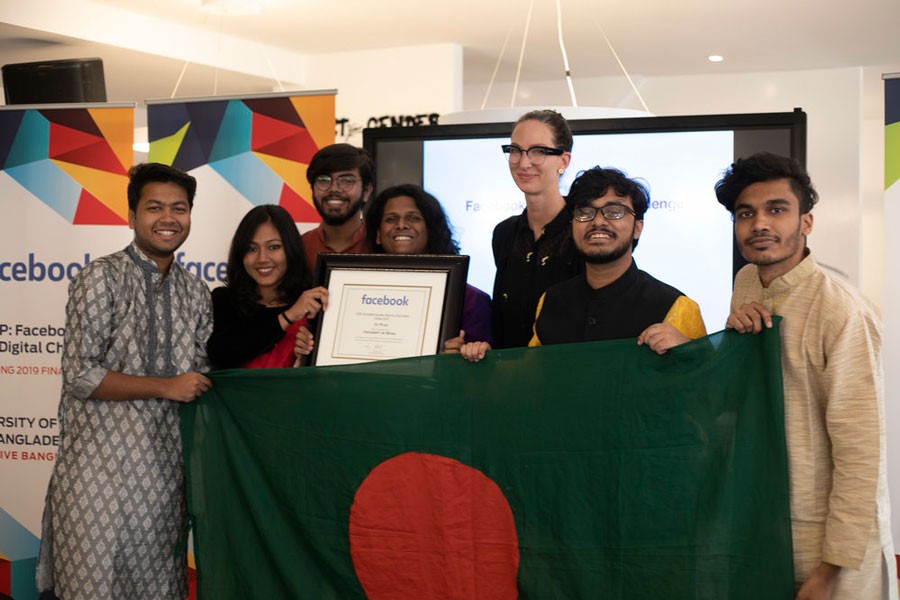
313;174;360;191
572;203;637;222
501;144;565;165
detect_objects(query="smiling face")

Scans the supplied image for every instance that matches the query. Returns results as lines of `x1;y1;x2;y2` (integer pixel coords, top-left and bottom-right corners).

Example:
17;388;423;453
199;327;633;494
572;190;642;266
312;168;371;226
508;119;570;197
128;181;191;272
377;195;429;254
733;178;813;284
242;221;287;300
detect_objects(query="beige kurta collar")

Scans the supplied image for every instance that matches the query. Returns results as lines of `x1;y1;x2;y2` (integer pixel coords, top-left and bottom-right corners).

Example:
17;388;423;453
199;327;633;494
757;251;815;314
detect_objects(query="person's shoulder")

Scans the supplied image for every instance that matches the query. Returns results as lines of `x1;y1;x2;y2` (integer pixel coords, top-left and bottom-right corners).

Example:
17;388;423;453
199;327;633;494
635;267;683;296
71;248;126;284
811;264;879;323
628;264;684;307
733;263;758;284
465;283;491;301
210;285;232;302
807;268;883;353
491;213;525;264
88;248;128;268
301;225;323;241
171;262;212;294
544;273;584;298
492;214;522;238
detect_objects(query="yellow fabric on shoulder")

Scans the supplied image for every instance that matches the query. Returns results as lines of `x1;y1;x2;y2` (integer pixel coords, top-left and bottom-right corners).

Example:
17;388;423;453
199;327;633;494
664;295;707;339
528;293;547;347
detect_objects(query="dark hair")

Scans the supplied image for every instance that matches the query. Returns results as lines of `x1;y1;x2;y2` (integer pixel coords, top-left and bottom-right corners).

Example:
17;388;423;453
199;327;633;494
366;184;460;255
306;143;375;189
513;109;573;152
127;162;197;212
566;167;650;249
225;205;309;310
715;152;818;214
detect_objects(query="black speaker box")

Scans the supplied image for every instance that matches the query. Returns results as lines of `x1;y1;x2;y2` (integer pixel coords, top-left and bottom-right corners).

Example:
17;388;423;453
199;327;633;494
2;57;107;104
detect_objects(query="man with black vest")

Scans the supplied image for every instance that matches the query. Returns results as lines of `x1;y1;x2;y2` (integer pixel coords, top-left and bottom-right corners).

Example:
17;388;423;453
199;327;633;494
460;167;705;361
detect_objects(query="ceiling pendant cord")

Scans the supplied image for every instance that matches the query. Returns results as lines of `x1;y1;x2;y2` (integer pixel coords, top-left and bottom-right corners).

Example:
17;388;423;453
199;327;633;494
593;17;651;113
213;15;225;96
510;0;535;107
555;0;578;107
481;22;515;110
265;53;286;93
170;61;190;99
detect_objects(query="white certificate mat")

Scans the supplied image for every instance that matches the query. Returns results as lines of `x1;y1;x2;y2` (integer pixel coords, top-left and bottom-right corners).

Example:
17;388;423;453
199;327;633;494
317;269;448;366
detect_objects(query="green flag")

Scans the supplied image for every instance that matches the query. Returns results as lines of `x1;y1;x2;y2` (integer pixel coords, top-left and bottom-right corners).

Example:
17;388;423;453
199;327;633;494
182;326;793;599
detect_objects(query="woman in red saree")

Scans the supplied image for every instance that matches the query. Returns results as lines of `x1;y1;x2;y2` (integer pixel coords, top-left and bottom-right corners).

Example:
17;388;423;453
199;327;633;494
208;205;327;369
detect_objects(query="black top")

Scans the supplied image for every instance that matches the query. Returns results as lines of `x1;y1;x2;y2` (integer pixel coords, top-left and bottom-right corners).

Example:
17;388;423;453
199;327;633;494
491;207;582;349
208;286;288;369
533;261;685;345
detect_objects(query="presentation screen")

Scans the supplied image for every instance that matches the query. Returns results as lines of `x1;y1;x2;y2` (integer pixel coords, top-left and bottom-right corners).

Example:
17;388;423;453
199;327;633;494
364;110;806;332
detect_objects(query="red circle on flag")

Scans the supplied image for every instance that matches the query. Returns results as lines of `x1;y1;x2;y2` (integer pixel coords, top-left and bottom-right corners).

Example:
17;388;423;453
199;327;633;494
349;452;519;599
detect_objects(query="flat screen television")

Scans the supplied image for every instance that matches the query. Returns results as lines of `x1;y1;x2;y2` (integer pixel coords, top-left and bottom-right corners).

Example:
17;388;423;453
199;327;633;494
363;109;806;331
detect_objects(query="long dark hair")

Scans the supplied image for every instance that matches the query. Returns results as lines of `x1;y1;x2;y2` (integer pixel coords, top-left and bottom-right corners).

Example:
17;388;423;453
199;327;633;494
225;205;309;311
366;184;460;255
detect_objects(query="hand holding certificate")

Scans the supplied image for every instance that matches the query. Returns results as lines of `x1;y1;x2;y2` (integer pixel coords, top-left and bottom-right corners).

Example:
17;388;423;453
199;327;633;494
311;254;468;366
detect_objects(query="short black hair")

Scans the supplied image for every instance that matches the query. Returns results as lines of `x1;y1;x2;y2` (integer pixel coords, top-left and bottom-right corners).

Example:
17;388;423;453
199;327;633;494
306;144;375;189
715;152;818;214
366;184;460;255
127;162;197;213
566;167;649;249
225;204;309;310
567;166;650;219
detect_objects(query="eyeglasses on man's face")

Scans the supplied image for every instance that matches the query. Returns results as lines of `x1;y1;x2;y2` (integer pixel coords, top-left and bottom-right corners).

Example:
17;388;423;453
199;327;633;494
572;203;637;222
501;144;565;165
313;174;360;191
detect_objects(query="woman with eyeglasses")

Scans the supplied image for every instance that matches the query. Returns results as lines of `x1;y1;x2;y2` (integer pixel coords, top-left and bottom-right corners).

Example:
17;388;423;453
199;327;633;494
208;205;327;369
490;109;582;349
366;184;493;350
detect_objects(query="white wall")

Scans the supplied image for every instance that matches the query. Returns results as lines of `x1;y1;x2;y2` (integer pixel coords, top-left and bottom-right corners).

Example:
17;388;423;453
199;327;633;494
305;44;463;146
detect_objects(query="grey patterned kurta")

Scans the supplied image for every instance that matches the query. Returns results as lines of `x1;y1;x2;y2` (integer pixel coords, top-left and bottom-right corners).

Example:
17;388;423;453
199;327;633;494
36;243;212;600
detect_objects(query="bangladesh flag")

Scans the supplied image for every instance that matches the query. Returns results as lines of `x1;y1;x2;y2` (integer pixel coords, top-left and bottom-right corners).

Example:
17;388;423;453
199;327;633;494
181;326;793;599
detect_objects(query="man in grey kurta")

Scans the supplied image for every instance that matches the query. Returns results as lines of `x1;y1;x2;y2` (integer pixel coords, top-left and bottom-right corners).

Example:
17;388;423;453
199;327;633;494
716;153;897;600
36;163;213;600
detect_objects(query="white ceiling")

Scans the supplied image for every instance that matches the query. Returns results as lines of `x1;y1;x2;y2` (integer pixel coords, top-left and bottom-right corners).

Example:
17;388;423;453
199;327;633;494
1;0;899;106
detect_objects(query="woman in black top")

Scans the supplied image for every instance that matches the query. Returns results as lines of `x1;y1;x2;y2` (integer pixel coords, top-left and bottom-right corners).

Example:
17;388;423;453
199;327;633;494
208;205;327;369
490;109;582;349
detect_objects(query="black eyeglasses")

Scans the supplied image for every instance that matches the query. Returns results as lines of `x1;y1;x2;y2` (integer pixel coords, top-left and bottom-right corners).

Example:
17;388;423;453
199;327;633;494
572;203;637;222
501;144;565;165
313;174;360;191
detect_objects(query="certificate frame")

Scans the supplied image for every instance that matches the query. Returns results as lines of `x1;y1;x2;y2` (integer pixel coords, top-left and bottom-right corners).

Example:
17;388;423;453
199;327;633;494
310;253;469;366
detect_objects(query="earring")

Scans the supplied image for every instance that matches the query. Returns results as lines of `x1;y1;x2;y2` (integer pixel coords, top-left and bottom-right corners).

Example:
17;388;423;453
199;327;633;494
558;168;564;175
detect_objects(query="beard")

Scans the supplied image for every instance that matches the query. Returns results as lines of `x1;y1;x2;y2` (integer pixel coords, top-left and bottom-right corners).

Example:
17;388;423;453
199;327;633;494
578;225;634;264
315;191;365;226
740;226;805;267
582;240;631;264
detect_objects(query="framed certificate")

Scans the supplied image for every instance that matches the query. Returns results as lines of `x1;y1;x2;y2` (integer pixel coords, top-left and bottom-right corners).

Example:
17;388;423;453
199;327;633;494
311;253;469;366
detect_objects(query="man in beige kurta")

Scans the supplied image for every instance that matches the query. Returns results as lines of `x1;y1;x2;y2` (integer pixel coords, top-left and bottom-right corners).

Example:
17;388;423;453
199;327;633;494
716;152;897;600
